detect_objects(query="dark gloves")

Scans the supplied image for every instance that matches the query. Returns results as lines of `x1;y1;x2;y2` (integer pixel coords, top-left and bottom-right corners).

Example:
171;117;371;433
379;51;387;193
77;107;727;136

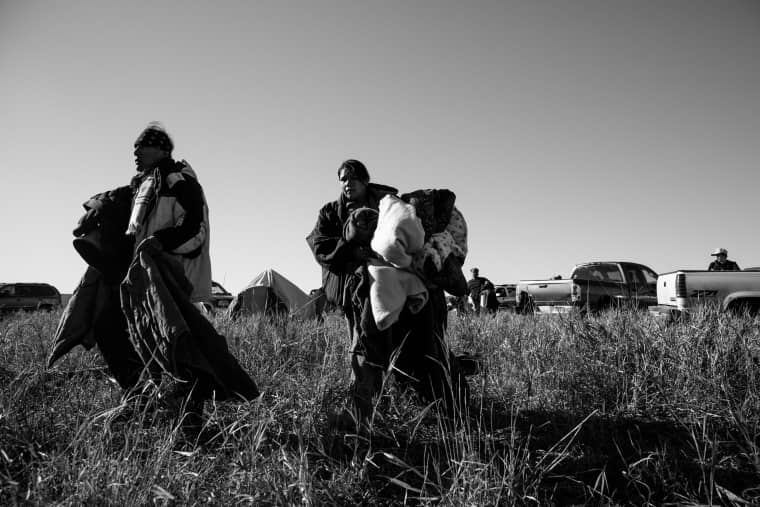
353;245;374;261
343;207;379;246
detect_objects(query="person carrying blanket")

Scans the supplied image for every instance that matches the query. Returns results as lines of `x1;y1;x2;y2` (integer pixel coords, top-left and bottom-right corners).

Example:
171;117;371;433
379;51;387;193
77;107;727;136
51;122;258;438
307;159;469;427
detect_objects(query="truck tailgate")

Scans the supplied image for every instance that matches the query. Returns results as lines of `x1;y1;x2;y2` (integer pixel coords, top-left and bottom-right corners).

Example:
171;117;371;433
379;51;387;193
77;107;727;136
657;272;681;306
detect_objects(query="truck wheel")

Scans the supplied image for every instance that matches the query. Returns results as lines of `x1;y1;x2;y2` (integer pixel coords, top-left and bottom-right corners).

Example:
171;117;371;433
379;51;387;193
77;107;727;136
594;297;614;314
727;299;760;316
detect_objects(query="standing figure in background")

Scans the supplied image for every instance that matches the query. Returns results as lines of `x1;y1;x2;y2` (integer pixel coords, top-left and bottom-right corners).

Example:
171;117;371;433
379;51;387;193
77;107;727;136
467;267;495;314
708;248;740;271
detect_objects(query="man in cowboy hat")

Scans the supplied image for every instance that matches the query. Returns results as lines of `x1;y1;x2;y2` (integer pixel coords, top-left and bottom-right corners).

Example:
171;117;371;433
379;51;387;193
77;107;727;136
708;248;740;271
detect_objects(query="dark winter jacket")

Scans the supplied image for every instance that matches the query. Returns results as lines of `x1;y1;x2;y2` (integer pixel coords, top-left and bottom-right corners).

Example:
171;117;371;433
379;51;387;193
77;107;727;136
306;183;398;306
708;260;740;271
51;185;136;368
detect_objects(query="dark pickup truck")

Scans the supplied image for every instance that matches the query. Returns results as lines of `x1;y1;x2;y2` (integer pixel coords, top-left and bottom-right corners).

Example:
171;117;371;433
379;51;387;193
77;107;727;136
0;282;62;312
515;261;658;314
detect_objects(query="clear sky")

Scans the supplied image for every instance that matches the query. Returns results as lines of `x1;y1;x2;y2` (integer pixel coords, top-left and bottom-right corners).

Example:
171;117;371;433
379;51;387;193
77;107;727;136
2;0;759;295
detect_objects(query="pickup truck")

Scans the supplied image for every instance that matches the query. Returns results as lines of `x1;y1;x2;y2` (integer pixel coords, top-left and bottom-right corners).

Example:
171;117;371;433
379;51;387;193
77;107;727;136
0;282;62;312
515;261;658;314
650;269;760;316
494;284;517;311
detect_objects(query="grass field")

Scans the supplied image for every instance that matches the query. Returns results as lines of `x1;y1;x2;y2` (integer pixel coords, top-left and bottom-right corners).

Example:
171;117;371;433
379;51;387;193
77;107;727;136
1;307;759;505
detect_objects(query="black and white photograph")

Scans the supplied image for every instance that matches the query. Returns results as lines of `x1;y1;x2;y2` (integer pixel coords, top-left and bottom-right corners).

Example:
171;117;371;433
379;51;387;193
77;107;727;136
2;1;759;504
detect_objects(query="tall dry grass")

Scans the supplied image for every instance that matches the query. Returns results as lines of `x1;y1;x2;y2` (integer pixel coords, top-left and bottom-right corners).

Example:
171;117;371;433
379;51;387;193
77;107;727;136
1;306;759;505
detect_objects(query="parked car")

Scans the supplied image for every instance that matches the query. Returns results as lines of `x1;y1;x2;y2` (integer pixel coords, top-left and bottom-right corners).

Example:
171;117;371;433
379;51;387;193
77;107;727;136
210;281;234;310
0;282;62;312
650;269;760;317
493;284;517;311
515;261;658;314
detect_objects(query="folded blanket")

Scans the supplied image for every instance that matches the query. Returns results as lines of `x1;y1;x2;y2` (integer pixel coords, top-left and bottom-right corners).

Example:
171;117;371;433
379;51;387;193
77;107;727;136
371;195;425;269
48;266;110;367
367;259;428;331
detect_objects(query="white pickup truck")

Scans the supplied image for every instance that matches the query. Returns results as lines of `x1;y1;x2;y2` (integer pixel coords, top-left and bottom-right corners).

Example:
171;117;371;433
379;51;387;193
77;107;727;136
651;269;760;316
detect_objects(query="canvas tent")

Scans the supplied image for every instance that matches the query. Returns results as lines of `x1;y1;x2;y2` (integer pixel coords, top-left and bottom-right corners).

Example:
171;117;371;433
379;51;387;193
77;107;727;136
227;269;317;319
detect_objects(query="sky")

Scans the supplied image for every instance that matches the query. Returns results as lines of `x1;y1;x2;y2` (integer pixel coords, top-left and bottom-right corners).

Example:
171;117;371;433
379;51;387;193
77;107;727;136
1;0;759;296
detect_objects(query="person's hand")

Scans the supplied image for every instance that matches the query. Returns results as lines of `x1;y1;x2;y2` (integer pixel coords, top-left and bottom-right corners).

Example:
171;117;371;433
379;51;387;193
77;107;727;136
72;208;99;236
353;245;374;261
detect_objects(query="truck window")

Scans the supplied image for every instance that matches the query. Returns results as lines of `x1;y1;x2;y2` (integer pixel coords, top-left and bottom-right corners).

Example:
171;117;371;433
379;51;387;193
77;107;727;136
211;283;229;296
572;267;594;280
640;268;658;285
573;265;623;282
38;285;58;297
16;285;33;297
627;270;647;287
0;285;14;297
601;266;623;282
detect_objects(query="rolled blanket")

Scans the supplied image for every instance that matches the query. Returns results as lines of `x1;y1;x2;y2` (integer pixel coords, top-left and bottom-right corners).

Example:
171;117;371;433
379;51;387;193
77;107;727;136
370;195;425;269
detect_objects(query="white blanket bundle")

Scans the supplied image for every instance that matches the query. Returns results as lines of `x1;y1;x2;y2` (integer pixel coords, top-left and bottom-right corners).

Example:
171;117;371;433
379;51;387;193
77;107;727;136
370;195;425;269
368;195;428;330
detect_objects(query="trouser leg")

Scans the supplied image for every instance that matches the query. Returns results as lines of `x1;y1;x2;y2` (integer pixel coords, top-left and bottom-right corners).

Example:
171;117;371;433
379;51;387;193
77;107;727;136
94;288;144;391
431;289;470;410
397;297;448;403
347;305;386;421
395;290;468;413
469;294;480;315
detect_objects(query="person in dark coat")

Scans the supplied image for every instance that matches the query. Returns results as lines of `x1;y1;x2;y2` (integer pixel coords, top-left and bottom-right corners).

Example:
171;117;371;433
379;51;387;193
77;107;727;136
306;160;468;426
467;267;496;314
708;248;740;271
